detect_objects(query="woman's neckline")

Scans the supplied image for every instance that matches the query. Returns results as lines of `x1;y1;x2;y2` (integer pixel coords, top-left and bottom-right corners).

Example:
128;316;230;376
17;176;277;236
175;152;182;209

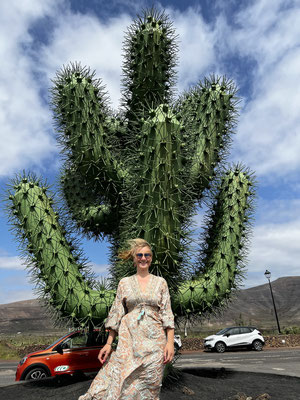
134;273;152;293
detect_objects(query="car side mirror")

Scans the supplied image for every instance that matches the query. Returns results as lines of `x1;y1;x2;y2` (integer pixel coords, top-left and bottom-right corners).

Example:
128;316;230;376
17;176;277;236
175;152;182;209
54;344;63;354
224;333;230;337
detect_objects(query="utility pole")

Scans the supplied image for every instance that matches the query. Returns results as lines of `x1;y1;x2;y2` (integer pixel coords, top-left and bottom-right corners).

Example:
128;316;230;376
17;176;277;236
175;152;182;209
264;269;281;334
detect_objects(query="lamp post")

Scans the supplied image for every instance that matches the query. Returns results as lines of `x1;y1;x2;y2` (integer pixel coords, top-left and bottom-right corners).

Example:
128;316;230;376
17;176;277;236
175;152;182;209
264;270;281;334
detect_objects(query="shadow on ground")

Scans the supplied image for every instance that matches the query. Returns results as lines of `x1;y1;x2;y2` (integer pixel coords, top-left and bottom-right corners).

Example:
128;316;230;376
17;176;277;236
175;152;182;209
0;368;299;400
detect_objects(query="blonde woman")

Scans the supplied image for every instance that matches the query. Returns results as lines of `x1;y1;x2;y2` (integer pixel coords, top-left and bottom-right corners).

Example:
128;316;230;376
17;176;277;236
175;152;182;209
78;238;175;400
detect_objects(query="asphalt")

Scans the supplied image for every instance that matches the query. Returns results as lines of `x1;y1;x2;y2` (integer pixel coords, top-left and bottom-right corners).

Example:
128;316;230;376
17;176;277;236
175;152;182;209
0;368;299;400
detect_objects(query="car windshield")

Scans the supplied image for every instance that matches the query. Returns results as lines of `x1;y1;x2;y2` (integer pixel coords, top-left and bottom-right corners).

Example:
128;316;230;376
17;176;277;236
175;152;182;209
216;328;230;335
45;333;73;350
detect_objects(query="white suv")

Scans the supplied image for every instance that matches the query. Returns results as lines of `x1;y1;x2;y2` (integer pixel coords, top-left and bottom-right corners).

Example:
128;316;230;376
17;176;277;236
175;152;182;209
174;334;182;351
204;326;265;353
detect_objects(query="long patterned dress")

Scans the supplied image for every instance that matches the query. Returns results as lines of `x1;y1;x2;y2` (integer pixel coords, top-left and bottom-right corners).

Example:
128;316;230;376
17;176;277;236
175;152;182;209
78;273;175;400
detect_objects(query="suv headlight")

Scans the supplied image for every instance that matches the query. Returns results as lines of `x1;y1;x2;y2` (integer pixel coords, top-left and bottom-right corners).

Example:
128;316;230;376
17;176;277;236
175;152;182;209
205;338;213;342
19;356;28;365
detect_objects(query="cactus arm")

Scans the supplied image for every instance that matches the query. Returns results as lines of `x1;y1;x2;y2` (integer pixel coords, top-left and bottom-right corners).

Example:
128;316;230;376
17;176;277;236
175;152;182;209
173;167;255;317
132;105;184;283
177;78;238;196
111;104;188;288
52;65;129;204
123;11;177;123
8;177;115;326
61;168;119;237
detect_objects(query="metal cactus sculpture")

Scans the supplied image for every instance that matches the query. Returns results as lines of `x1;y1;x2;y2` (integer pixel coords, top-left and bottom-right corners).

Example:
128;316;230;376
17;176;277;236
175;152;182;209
7;9;255;328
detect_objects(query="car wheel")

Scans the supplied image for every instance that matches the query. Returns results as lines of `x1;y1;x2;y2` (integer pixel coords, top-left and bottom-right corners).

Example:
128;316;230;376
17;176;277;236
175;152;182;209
215;341;226;353
25;367;50;380
252;340;263;351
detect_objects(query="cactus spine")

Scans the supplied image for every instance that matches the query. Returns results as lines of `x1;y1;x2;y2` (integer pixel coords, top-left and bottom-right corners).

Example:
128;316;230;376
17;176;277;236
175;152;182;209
6;9;255;327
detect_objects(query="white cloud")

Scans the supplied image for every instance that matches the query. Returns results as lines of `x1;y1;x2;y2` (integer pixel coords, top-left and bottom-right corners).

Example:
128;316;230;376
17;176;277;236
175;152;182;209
90;262;110;277
38;11;131;110
226;0;300;178
0;264;33;304
0;0;59;177
0;289;34;305
233;0;300;71
234;47;300;178
167;7;216;93
246;218;300;287
0;255;24;270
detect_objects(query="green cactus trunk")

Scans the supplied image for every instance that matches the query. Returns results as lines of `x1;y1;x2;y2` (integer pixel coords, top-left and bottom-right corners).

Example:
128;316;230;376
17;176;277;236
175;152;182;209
6;9;255;328
9;179;114;325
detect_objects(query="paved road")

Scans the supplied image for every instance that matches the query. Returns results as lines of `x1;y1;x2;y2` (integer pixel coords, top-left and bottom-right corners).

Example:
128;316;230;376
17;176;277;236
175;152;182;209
1;348;299;387
0;362;18;387
177;348;300;378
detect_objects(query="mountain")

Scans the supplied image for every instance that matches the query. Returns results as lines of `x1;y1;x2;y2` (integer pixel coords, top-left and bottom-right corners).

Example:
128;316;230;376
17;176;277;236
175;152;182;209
200;276;300;331
0;299;62;335
0;277;299;335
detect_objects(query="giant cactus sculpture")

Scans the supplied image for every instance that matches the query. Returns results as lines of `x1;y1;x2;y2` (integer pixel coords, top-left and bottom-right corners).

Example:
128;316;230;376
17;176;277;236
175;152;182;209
6;9;255;328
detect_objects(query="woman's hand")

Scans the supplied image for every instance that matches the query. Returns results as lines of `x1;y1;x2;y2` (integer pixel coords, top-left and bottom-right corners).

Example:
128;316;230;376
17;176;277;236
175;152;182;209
98;343;113;364
163;342;174;364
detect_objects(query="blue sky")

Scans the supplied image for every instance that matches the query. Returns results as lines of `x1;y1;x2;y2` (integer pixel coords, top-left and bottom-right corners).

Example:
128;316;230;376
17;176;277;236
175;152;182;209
0;0;300;304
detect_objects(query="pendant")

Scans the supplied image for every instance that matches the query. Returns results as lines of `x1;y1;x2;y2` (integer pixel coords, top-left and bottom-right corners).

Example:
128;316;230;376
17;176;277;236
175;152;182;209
137;309;145;321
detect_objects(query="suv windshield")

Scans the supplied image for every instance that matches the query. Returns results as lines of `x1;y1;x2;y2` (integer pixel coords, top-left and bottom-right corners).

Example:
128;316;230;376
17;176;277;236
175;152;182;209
216;328;230;335
46;333;74;350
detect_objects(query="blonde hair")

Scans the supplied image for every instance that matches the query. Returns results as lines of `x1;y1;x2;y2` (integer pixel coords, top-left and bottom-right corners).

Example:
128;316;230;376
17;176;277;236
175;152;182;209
118;238;152;261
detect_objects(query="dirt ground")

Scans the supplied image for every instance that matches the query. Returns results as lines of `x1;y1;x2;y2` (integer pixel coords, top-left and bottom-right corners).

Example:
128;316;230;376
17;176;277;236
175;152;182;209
0;368;299;400
161;368;300;400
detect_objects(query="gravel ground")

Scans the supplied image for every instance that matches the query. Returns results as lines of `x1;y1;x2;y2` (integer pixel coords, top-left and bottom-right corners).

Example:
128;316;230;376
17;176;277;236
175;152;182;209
0;368;299;400
161;368;300;400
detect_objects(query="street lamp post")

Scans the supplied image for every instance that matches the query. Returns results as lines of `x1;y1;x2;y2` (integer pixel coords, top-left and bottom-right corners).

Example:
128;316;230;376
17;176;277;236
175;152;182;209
264;269;281;334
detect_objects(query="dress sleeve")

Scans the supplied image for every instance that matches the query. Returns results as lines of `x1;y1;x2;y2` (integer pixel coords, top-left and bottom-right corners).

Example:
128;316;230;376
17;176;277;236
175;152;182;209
159;278;175;329
105;279;126;333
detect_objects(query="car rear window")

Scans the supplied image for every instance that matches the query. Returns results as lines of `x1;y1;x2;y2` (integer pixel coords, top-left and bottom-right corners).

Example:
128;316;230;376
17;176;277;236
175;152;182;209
228;328;240;335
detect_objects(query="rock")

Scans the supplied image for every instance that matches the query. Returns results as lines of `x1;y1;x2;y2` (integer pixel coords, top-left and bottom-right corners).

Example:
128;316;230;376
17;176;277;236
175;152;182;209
230;393;252;400
254;394;271;400
230;393;256;400
181;385;195;395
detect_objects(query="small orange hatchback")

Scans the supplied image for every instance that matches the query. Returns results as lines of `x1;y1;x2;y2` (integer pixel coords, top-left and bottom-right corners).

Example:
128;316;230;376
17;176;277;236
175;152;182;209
16;330;105;381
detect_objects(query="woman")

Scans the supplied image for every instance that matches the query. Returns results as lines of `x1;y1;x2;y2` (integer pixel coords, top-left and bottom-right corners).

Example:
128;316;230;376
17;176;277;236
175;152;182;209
78;238;175;400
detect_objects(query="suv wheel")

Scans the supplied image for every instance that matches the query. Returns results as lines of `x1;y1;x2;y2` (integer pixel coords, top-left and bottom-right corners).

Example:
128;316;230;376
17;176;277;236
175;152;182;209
215;341;226;353
25;367;50;380
252;340;263;351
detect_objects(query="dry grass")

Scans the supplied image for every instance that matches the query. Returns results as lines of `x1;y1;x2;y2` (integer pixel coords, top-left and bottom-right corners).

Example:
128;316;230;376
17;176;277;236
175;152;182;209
0;333;64;360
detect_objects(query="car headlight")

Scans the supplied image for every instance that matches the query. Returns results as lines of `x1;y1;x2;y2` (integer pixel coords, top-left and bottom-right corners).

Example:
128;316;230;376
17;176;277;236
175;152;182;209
19;356;28;365
205;338;213;342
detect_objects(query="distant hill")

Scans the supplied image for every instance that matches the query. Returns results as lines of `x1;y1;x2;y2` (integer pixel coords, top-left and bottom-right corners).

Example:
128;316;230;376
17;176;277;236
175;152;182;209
200;276;300;331
0;299;63;335
0;277;299;335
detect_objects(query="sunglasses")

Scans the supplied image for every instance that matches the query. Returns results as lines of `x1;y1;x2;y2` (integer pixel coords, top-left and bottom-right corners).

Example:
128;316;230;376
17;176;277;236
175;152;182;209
136;253;152;258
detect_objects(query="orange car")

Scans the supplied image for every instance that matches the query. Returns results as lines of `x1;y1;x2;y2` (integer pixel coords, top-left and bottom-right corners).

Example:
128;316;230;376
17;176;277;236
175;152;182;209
16;329;105;381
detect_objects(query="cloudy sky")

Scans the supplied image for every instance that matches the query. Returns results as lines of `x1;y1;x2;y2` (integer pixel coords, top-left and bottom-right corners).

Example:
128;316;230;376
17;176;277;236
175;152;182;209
0;0;299;304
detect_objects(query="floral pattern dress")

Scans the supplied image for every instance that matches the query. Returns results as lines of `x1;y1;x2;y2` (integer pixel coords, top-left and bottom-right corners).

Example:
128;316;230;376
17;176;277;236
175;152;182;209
78;274;174;400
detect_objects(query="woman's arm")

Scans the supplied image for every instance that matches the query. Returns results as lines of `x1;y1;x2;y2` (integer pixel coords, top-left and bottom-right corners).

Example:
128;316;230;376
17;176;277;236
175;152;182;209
163;327;175;364
166;327;174;344
106;329;117;345
98;329;117;363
